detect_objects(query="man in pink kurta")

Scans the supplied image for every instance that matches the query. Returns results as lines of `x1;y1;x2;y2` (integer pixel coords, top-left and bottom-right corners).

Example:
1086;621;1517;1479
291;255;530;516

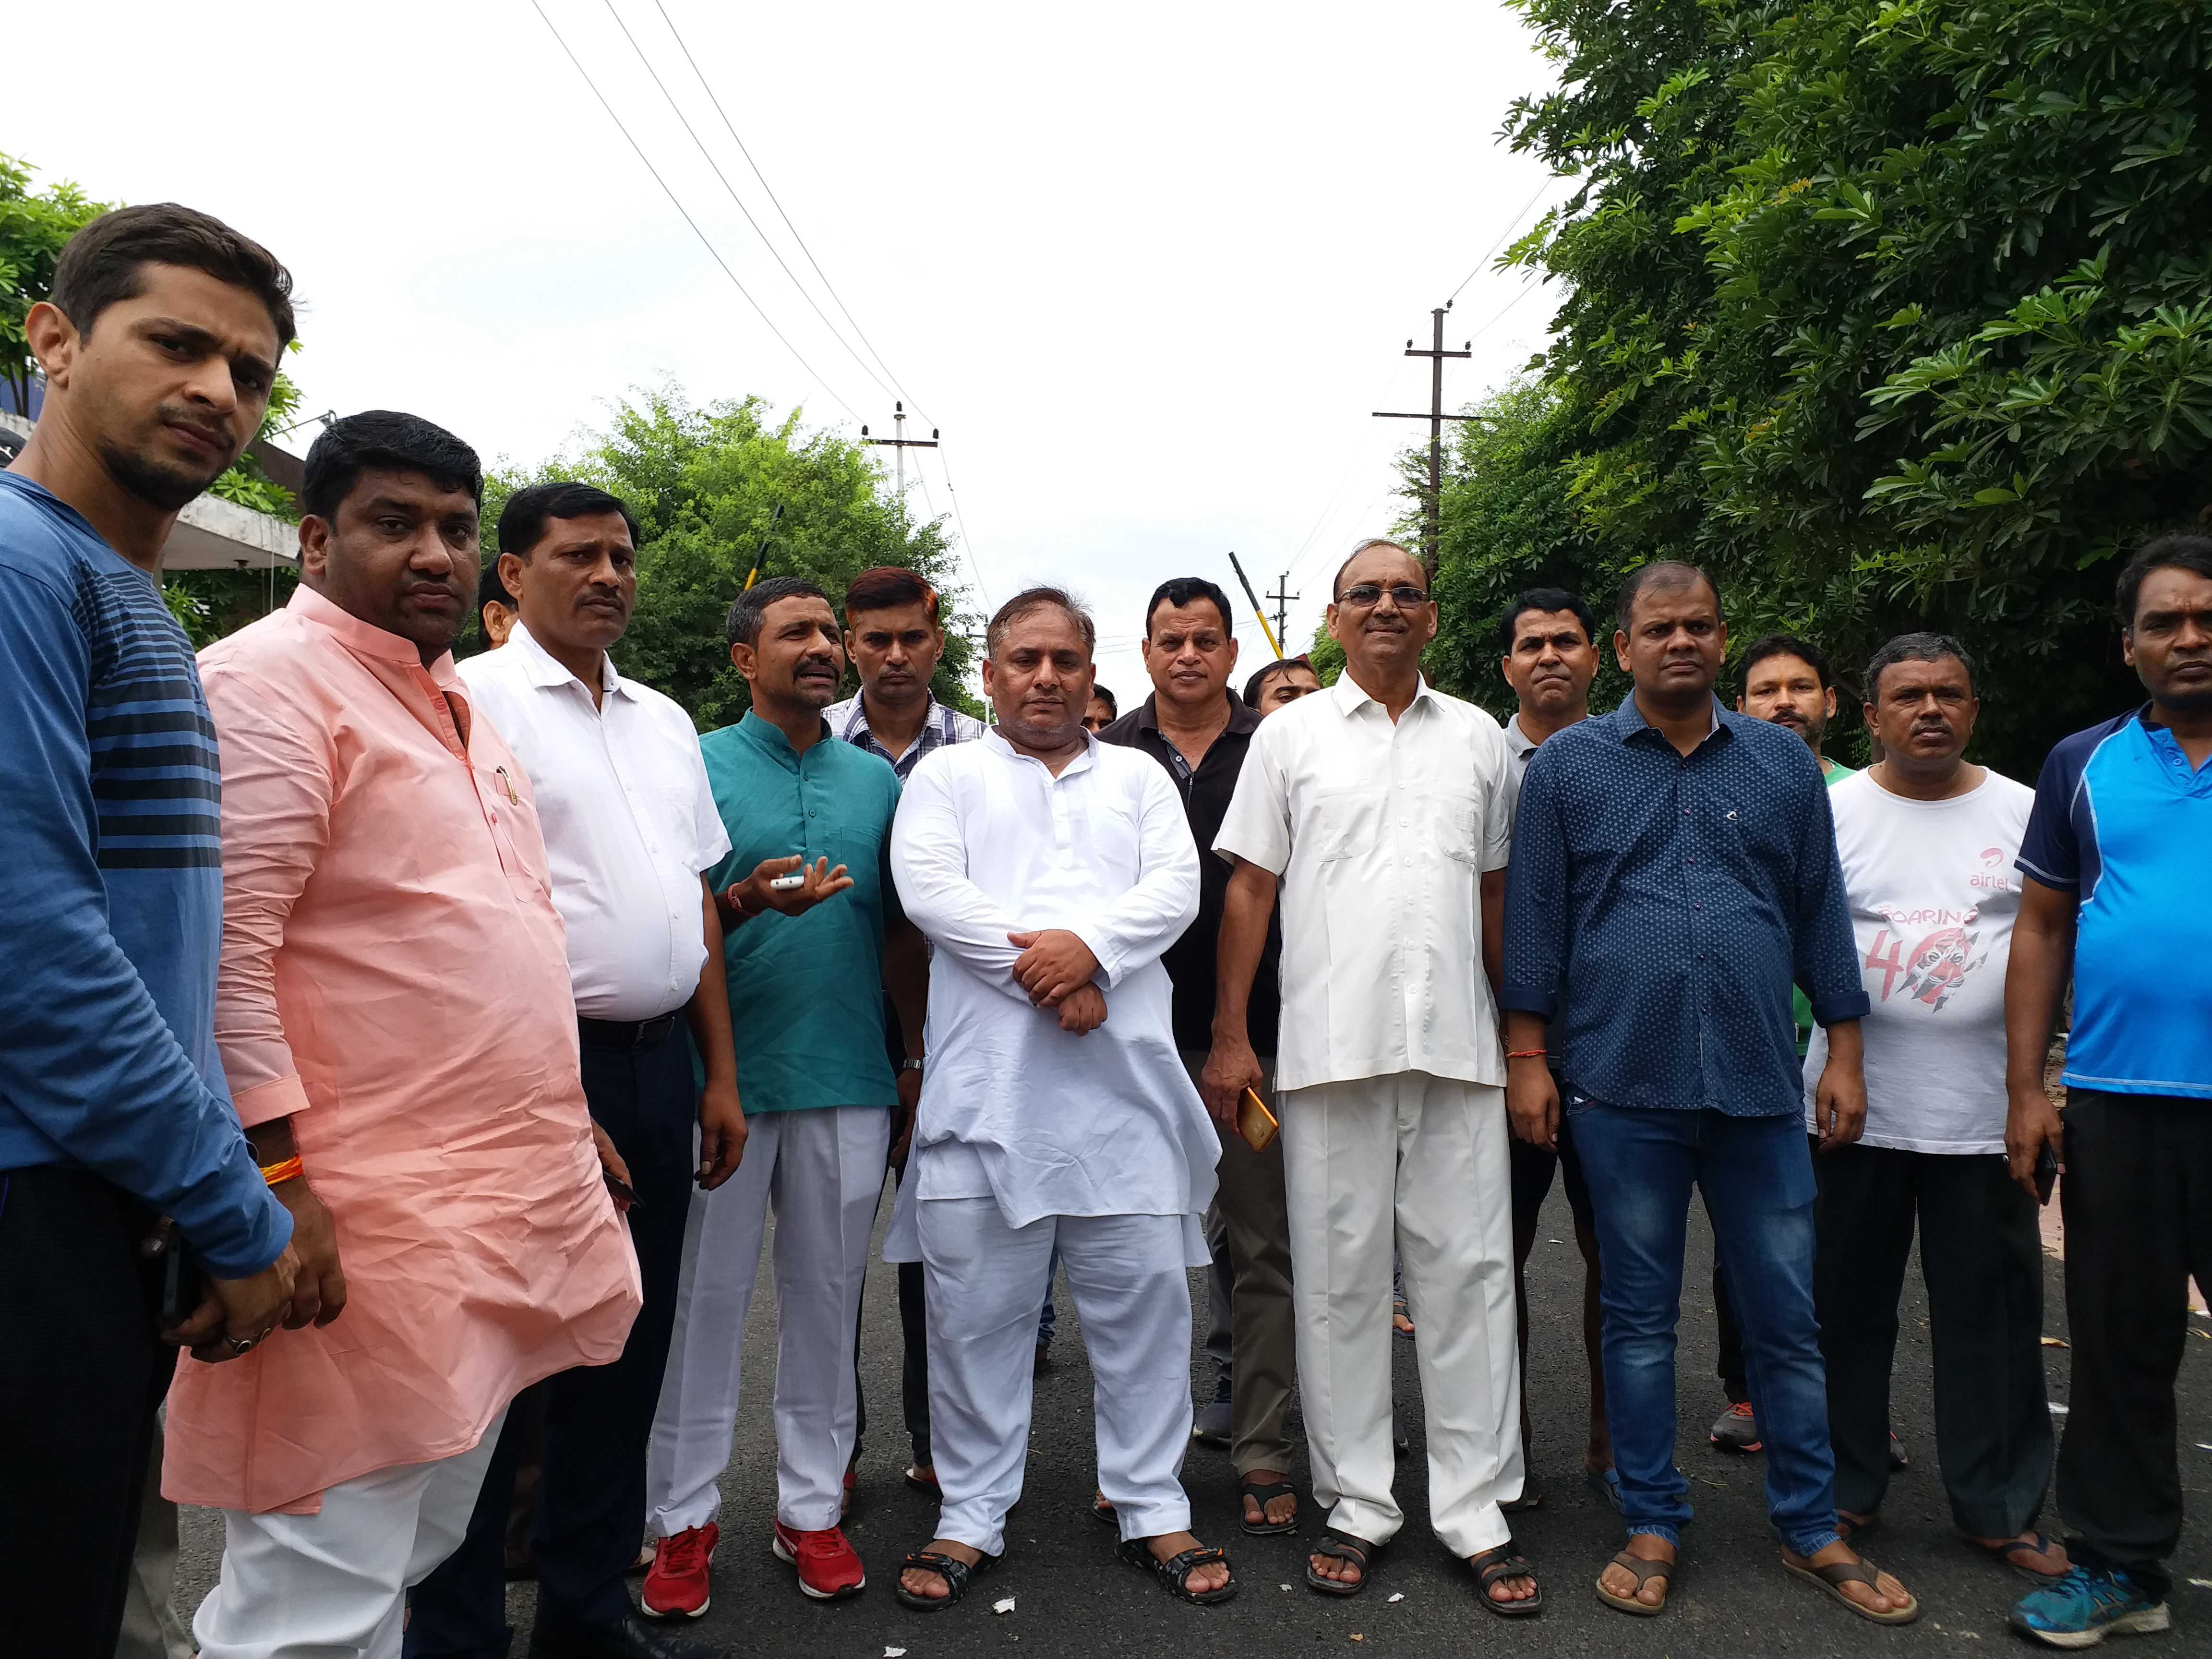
166;411;640;1659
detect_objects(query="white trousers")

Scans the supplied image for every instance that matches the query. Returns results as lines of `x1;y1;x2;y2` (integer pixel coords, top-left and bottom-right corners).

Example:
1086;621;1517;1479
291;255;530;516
922;1200;1194;1558
647;1105;889;1536
1281;1072;1520;1558
191;1406;506;1659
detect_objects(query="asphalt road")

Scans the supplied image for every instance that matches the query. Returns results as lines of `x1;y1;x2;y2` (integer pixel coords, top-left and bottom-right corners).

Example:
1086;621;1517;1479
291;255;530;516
176;1181;2212;1658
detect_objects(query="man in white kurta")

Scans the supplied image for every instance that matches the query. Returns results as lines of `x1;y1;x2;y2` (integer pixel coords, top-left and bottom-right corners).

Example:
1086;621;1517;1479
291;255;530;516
1206;538;1533;1609
886;588;1233;1610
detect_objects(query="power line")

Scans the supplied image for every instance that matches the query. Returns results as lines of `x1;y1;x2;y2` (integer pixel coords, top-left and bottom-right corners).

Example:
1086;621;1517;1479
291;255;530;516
932;442;994;613
1444;176;1556;304
649;0;938;430
526;0;865;422
599;0;901;406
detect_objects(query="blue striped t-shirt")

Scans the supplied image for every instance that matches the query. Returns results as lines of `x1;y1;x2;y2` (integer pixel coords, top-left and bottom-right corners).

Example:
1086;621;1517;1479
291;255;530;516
0;470;289;1276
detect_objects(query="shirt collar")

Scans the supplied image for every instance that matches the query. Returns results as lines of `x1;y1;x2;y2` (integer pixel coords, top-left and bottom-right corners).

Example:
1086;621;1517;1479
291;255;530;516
736;707;832;768
289;584;460;685
506;621;632;701
1605;692;1728;743
1132;689;1260;737
1503;712;1539;757
983;724;1098;778
842;690;943;741
1328;670;1436;718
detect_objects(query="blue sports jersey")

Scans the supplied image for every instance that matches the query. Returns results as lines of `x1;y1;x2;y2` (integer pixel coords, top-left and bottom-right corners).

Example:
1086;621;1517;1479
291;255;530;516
2017;707;2212;1099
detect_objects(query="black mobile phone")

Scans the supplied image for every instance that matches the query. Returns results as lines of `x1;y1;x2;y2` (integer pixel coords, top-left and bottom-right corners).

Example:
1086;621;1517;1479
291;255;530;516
603;1171;641;1210
2033;1142;2059;1207
155;1225;205;1331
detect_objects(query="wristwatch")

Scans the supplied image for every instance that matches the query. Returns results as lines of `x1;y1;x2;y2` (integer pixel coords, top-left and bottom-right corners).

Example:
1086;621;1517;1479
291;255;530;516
900;1058;925;1075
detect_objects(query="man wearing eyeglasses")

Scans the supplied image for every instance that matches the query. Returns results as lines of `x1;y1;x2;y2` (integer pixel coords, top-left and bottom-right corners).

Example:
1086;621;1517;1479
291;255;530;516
1206;539;1538;1614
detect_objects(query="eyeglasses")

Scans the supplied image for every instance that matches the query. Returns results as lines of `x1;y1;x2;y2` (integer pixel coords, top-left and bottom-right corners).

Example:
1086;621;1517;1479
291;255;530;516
1336;583;1430;609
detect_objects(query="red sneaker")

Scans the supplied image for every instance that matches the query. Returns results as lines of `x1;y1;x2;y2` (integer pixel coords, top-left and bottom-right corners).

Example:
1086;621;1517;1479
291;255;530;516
771;1519;867;1599
641;1522;718;1619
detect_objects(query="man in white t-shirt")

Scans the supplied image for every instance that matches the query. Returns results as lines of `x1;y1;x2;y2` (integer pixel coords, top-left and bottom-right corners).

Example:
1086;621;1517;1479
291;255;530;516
1803;633;2068;1583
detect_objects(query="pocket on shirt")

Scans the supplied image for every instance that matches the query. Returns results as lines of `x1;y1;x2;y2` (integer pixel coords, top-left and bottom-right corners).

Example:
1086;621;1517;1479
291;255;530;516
1419;781;1483;863
1302;785;1383;863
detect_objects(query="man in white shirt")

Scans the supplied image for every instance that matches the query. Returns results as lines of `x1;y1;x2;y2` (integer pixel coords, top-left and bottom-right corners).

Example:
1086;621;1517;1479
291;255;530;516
1804;633;2066;1580
886;587;1235;1613
1207;538;1537;1613
411;482;745;1659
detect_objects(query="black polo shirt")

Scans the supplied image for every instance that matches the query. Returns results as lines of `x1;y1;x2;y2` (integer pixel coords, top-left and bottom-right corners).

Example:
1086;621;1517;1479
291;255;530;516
1098;691;1285;1058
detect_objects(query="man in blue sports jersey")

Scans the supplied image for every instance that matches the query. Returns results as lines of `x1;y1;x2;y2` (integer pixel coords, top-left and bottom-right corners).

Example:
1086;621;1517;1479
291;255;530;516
0;204;301;1658
2004;533;2212;1649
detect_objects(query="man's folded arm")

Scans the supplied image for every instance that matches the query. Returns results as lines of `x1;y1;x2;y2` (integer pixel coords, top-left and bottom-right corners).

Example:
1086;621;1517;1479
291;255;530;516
1070;767;1201;988
0;581;289;1276
887;759;1033;1001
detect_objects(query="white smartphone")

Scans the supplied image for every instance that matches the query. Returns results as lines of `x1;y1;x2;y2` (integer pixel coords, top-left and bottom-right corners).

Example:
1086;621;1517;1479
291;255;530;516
768;872;806;891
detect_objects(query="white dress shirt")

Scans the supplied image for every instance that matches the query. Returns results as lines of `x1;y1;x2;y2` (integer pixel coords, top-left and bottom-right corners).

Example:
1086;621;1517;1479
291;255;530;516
458;624;731;1021
1214;672;1515;1094
886;730;1218;1240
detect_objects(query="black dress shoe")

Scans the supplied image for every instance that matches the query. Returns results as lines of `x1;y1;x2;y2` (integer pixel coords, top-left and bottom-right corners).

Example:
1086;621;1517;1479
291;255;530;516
529;1611;728;1659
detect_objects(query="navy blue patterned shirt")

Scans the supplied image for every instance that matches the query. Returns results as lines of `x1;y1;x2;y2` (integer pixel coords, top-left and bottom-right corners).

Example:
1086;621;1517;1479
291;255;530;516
1501;696;1868;1116
0;471;289;1275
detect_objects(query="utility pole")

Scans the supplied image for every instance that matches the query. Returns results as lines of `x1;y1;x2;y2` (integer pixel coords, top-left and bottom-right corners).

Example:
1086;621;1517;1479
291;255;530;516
1225;551;1285;659
1266;570;1299;652
1373;304;1478;577
861;401;938;517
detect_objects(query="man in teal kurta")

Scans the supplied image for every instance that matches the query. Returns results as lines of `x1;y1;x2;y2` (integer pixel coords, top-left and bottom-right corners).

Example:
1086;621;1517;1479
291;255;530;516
642;577;927;1614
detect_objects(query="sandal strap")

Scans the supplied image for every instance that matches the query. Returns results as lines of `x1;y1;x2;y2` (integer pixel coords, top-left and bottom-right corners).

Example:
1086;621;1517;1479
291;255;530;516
1608;1550;1674;1587
1809;1557;1878;1591
1240;1477;1295;1498
1313;1530;1371;1568
1471;1546;1532;1586
903;1550;976;1594
1159;1545;1228;1584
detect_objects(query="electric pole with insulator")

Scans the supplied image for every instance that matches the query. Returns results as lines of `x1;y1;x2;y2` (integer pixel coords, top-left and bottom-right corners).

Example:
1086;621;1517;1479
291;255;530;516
1373;304;1479;577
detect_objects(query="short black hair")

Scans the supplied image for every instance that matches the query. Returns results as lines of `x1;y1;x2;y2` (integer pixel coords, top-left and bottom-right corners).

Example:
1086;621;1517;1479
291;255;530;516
1144;577;1235;637
727;575;830;648
1615;560;1719;630
1331;537;1420;601
844;565;940;624
1090;684;1118;719
301;410;482;524
2115;533;2212;629
497;481;640;562
1244;655;1315;707
50;202;296;351
477;558;517;612
1864;632;1977;700
1739;633;1833;697
1499;588;1597;653
986;586;1096;659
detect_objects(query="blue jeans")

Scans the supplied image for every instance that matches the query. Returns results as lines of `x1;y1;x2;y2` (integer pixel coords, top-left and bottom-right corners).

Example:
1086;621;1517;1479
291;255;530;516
1568;1101;1840;1556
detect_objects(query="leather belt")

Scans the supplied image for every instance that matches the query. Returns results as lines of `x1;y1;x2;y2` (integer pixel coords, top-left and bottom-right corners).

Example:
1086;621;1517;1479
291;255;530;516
577;1011;682;1049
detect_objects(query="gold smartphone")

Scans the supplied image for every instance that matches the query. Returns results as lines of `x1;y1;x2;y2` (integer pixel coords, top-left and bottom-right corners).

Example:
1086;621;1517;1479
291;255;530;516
1237;1087;1279;1154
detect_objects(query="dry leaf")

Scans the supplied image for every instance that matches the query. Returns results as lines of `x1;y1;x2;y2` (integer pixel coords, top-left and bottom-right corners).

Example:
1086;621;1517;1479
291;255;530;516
885;1650;908;1657
992;1596;1016;1614
1387;1591;1405;1602
2040;1336;2070;1348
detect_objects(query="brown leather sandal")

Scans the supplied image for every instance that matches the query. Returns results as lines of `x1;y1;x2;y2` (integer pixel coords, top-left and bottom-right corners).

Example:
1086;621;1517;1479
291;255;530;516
1780;1553;1920;1625
1595;1549;1674;1616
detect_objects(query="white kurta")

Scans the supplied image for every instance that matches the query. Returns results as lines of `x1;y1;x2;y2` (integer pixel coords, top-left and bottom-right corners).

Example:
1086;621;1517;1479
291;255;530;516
884;729;1217;1259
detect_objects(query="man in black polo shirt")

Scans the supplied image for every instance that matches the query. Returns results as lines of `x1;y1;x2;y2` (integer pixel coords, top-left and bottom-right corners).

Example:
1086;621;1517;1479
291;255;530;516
1099;577;1296;1536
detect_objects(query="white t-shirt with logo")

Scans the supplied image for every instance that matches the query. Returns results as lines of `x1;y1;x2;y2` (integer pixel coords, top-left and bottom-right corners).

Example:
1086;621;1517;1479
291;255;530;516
1802;768;2036;1154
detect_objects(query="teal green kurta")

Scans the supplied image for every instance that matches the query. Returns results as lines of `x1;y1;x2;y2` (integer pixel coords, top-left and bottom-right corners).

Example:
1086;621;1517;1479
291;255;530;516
701;711;902;1114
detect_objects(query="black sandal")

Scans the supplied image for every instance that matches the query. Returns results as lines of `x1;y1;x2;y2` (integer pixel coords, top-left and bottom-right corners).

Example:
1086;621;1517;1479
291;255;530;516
1306;1529;1379;1598
1090;1490;1117;1527
894;1549;996;1612
1118;1537;1237;1605
1238;1476;1299;1536
1469;1543;1545;1616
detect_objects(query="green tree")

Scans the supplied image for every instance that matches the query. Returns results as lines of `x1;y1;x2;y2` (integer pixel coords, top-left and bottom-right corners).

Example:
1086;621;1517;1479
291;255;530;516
0;151;112;417
1488;0;2212;773
477;385;973;731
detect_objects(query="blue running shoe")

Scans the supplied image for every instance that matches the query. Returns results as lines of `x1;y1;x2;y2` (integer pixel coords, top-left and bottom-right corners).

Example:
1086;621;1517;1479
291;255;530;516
2010;1566;2170;1648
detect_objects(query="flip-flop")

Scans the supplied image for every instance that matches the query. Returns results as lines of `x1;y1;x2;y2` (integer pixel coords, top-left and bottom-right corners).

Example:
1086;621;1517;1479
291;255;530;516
893;1548;998;1613
1594;1548;1673;1616
1960;1528;2069;1584
1780;1552;1920;1625
1090;1490;1118;1527
1469;1543;1545;1617
1306;1529;1380;1598
903;1464;939;1494
1238;1477;1300;1536
1119;1537;1238;1605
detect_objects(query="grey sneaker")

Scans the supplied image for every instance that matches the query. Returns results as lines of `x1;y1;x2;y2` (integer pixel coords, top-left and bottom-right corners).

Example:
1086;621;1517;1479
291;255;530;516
1193;1397;1232;1446
1709;1400;1763;1453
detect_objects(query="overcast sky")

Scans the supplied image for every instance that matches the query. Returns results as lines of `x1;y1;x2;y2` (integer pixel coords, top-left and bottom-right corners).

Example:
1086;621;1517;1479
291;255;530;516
16;0;1562;697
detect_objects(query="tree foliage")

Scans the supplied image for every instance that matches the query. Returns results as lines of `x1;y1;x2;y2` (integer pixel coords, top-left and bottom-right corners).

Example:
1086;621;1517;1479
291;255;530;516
0;151;111;417
477;386;972;731
1466;0;2212;773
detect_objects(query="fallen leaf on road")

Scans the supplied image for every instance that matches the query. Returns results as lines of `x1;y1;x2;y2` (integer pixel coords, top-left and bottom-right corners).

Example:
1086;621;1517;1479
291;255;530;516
2188;1577;2212;1589
1388;1592;1405;1602
885;1649;907;1657
2041;1336;2069;1348
992;1597;1016;1614
1350;1636;1363;1643
1281;1583;1293;1591
2049;1403;2070;1415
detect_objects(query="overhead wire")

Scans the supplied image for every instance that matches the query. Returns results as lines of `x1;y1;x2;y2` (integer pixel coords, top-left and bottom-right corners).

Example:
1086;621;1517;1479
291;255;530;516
1444;176;1558;304
599;0;902;407
649;0;938;430
526;0;865;422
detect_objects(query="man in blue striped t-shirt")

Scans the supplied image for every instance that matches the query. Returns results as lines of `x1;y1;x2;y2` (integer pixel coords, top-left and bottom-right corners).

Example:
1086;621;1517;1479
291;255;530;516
2005;534;2212;1650
0;204;300;1658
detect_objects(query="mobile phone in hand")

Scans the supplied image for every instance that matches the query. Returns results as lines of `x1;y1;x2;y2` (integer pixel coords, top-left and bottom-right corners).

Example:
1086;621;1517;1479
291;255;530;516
2033;1142;2059;1207
603;1171;640;1210
155;1227;204;1331
768;873;806;892
1237;1087;1279;1154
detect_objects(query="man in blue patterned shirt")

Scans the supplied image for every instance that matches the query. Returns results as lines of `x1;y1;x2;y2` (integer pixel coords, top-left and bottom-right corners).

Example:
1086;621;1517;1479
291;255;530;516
0;204;301;1657
1502;562;1917;1626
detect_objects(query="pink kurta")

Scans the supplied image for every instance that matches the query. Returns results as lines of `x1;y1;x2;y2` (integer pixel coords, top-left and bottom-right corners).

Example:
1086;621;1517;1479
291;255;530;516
164;586;641;1515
